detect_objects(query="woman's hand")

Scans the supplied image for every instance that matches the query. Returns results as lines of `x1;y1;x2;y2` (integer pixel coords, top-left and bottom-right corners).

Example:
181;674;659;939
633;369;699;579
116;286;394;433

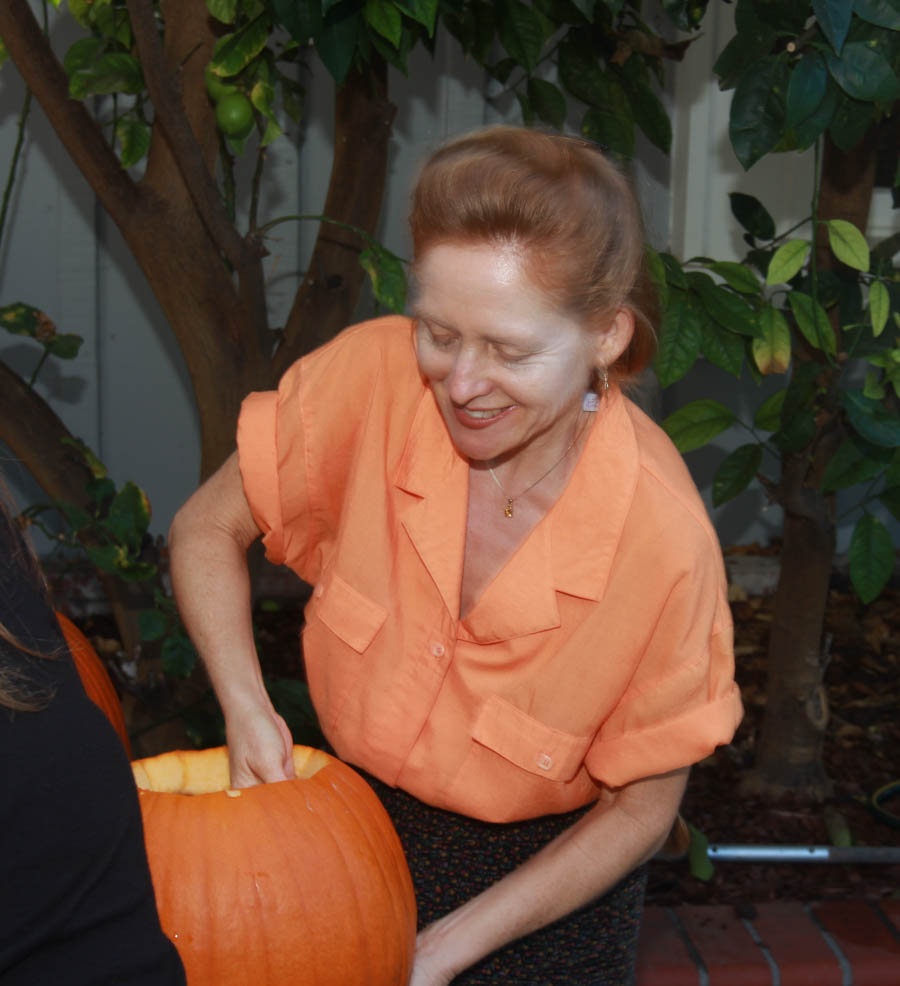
407;927;459;986
225;704;295;788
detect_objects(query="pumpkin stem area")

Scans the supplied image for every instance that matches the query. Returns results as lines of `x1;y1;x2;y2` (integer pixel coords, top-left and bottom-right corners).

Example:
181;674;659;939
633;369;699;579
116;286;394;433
131;745;330;795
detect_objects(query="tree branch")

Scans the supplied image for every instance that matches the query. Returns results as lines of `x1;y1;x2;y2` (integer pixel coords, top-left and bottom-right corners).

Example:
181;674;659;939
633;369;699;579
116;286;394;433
126;0;263;272
0;0;140;222
276;59;396;374
0;360;93;509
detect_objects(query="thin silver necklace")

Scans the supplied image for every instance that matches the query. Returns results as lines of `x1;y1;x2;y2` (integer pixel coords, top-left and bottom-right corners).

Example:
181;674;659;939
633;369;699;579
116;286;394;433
487;410;590;519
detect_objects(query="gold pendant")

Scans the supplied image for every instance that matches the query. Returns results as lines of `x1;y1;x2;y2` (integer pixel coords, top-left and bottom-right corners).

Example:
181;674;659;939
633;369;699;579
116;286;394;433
504;498;514;519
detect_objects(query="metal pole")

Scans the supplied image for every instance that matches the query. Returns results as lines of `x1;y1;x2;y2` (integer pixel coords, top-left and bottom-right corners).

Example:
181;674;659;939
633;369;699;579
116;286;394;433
707;844;900;863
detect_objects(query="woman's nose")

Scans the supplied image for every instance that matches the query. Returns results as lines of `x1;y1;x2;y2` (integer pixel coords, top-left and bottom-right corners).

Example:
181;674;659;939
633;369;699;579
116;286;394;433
446;349;493;404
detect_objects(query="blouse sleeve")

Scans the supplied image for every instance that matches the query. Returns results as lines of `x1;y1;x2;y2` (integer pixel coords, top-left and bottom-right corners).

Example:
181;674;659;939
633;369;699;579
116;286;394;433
584;541;743;788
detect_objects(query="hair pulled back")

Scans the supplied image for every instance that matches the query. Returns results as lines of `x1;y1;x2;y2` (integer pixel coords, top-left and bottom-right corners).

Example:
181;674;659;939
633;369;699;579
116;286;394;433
409;126;658;384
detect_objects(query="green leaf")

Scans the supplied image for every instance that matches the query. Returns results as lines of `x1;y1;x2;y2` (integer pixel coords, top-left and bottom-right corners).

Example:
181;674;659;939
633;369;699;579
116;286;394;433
359;243;407;313
767;239;810;285
687;823;715;882
581;104;634;158
753;305;792;374
315;1;362;83
654;292;703;387
864;370;887;400
729;55;789;170
206;0;238;23
394;0;439;35
527;77;567;129
754;389;787;431
813;0;853;53
661;399;736;453
690;273;759;336
161;632;199;678
662;0;708;32
104;481;151;553
646;247;668;308
212;15;273;77
713;443;763;506
849;513;894;603
773;407;816;452
139;609;169;642
828;91;874;151
271;0;322;40
787;51;828;129
821;438;891;492
709;261;761;294
869;280;890;337
854;0;900;30
116;116;151;169
788;291;836;354
842;390;900;447
44;333;83;359
1;303;50;340
880;485;900;523
558;38;610;107
791;76;840;149
826;219;870;272
498;0;544;72
729;192;776;241
250;79;283;146
661;253;688;290
621;57;671;154
826;42;900;102
364;0;403;46
701;318;746;378
63;37;103;77
69;52;144;98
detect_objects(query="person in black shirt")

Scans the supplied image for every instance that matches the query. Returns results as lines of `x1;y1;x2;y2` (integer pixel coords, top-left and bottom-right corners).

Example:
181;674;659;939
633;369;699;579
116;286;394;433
0;497;185;986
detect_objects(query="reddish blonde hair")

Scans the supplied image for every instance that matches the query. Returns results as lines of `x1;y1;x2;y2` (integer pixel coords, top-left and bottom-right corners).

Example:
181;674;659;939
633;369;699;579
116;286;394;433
408;126;658;385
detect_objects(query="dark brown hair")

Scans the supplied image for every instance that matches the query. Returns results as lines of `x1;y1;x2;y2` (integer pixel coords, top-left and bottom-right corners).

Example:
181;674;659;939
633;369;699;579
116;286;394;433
408;125;658;385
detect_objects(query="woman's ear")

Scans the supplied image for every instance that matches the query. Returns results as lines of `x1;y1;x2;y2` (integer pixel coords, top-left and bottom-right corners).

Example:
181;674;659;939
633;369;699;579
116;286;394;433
593;307;634;368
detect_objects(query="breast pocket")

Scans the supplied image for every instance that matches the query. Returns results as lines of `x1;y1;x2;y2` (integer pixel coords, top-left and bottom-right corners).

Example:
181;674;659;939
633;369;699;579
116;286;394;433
304;572;388;735
313;572;387;652
471;695;592;783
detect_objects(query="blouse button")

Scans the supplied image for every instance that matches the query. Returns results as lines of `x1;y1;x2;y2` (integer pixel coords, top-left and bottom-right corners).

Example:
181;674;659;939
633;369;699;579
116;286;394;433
536;753;554;771
430;641;445;658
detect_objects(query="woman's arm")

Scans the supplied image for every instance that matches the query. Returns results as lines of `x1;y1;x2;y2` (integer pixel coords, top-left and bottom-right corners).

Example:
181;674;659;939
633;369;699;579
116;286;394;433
168;452;294;787
411;765;689;986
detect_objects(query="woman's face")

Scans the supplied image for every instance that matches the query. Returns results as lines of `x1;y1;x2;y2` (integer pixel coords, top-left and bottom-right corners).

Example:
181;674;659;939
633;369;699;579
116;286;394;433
413;242;631;467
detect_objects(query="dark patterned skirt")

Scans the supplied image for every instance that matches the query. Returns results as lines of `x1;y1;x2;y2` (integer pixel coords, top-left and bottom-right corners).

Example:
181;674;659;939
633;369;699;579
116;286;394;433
359;771;647;986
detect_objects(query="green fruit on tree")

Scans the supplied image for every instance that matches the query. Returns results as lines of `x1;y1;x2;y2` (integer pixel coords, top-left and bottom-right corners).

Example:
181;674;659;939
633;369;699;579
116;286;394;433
215;92;254;139
204;63;239;103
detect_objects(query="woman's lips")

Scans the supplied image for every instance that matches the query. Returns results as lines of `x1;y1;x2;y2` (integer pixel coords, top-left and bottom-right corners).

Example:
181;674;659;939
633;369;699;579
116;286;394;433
452;404;515;429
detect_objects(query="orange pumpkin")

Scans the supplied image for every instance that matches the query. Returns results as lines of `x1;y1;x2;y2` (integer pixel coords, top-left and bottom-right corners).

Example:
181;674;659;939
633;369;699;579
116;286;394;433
56;610;131;757
132;745;417;986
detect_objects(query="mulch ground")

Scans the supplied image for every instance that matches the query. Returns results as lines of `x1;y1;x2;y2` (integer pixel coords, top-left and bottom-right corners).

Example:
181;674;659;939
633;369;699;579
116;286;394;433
646;560;900;907
68;553;900;908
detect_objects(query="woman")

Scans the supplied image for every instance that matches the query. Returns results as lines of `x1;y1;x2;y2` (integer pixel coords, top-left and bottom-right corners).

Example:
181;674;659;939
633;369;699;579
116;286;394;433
0;498;186;985
169;126;743;985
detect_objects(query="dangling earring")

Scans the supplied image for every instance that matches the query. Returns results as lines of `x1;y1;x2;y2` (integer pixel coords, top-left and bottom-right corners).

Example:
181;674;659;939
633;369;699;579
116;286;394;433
599;366;609;393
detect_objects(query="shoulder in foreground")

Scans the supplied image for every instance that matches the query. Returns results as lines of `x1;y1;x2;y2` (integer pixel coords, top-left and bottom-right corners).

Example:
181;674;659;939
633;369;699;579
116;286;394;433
622;395;720;548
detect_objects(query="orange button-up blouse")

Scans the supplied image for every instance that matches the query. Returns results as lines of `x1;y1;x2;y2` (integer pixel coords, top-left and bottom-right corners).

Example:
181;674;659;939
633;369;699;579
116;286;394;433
237;316;743;822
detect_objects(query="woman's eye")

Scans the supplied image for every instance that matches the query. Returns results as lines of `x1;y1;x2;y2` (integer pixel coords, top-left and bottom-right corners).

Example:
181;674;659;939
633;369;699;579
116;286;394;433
430;332;455;350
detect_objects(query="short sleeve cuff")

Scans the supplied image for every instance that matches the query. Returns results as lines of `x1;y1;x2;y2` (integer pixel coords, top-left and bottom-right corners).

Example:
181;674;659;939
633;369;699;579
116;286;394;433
584;683;744;788
236;390;285;565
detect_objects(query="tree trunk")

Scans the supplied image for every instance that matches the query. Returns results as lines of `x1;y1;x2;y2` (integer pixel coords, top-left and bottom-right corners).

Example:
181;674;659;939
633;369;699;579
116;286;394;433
277;59;397;373
742;133;879;800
